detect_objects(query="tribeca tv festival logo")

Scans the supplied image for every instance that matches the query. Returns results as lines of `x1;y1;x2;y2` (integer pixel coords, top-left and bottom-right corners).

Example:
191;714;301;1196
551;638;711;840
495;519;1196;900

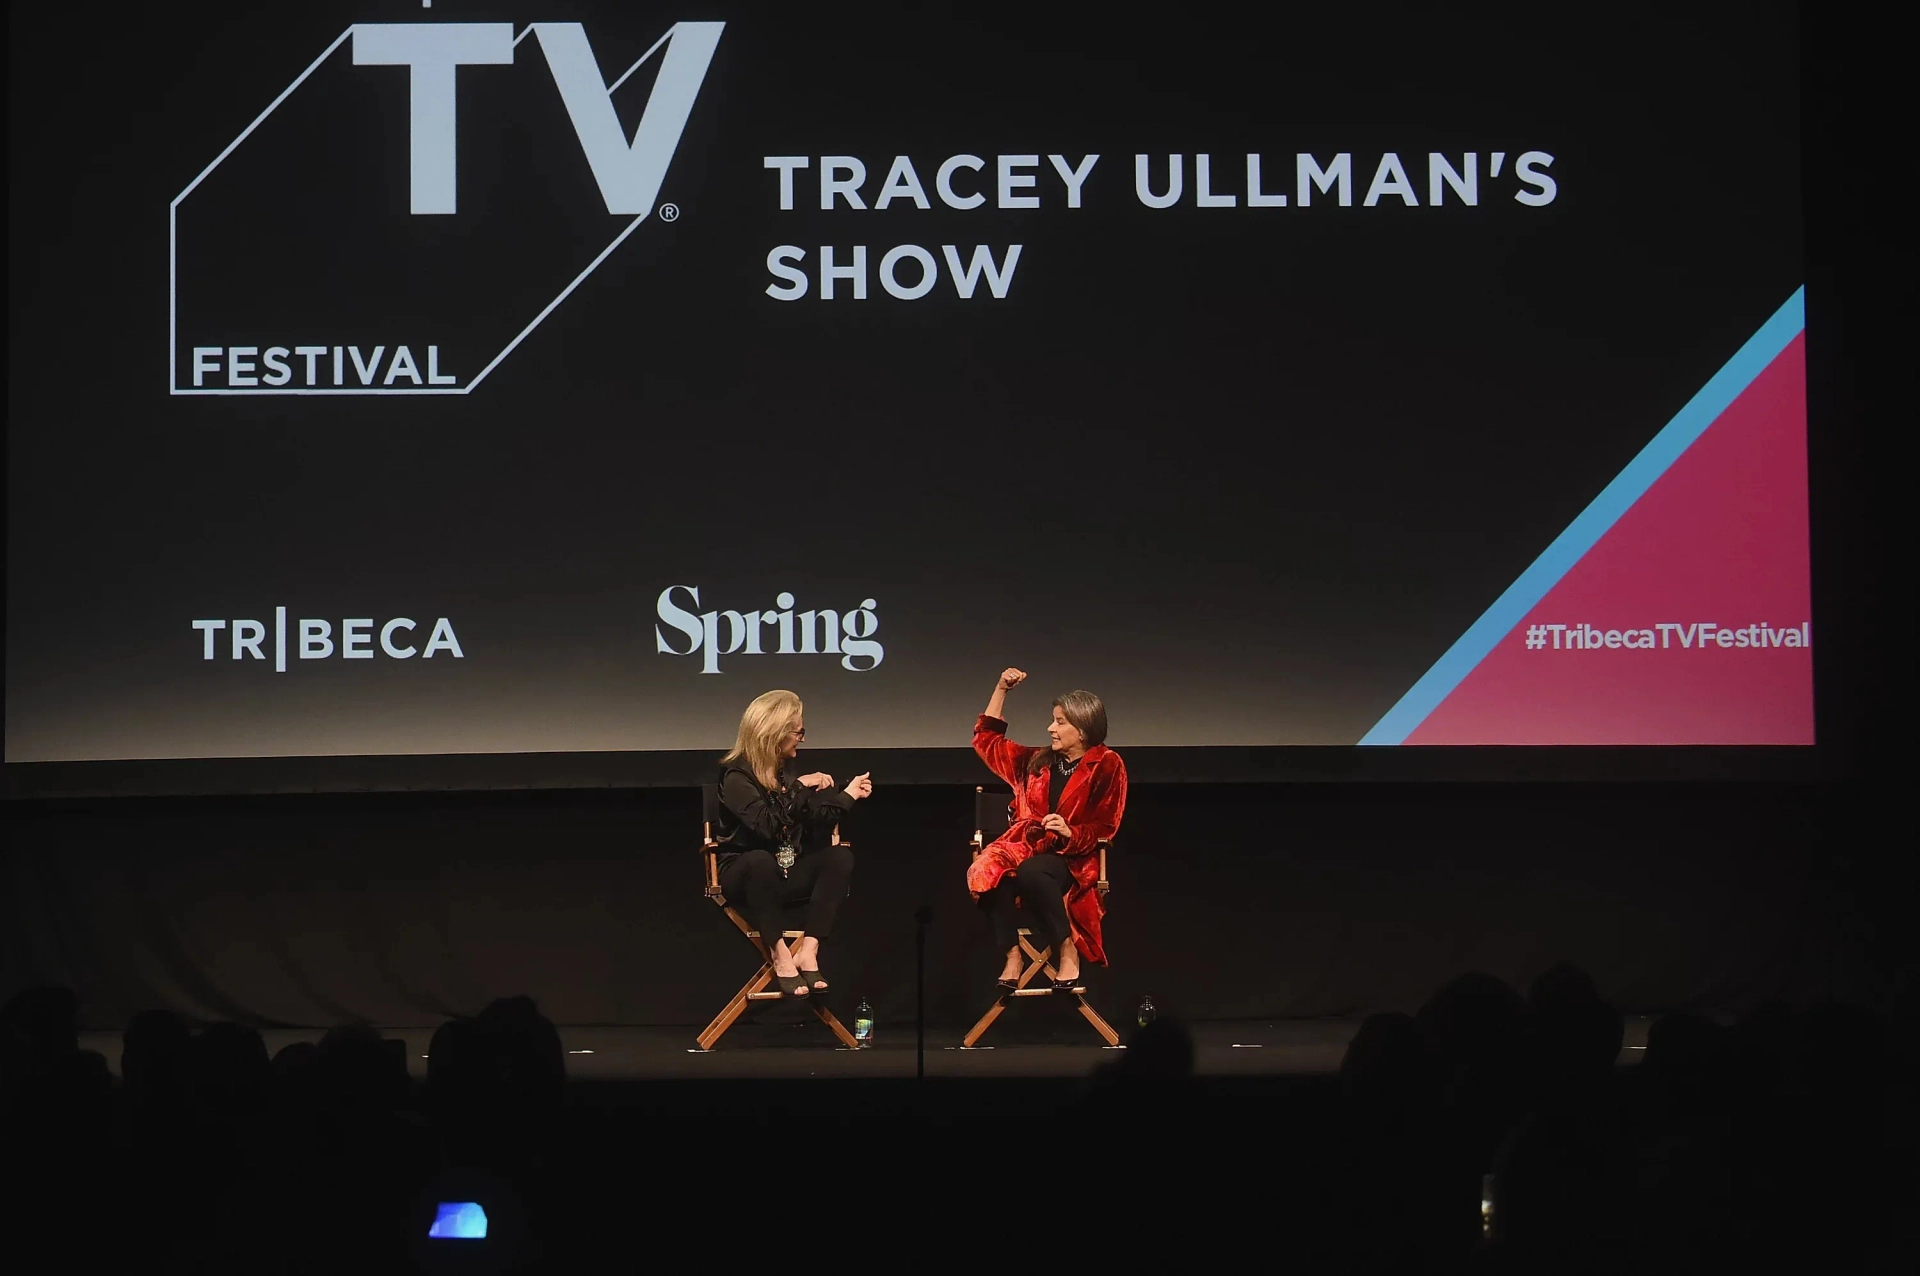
192;610;465;669
171;16;723;396
655;587;883;673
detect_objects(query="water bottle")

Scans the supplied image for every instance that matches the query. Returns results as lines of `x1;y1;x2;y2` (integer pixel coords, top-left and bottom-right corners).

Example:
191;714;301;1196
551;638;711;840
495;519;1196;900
1137;994;1157;1028
854;999;874;1046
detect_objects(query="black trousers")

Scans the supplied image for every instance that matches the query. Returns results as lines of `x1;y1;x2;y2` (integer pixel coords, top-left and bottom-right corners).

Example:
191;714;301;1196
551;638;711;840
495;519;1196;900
719;844;855;949
984;852;1074;955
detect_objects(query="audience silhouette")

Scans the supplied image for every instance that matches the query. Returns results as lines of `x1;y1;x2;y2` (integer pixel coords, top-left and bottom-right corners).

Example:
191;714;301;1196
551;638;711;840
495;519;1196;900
3;969;1910;1272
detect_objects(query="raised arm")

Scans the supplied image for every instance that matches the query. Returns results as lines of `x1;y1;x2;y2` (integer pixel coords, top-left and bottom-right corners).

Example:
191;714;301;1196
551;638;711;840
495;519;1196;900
974;668;1037;787
983;666;1026;721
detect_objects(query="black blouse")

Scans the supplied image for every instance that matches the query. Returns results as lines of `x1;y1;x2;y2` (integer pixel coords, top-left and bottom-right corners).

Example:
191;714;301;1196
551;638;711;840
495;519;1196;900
714;760;853;861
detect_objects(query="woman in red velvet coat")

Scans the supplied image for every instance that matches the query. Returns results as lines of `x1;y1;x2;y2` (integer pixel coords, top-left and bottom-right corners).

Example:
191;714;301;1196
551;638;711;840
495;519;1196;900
968;667;1128;992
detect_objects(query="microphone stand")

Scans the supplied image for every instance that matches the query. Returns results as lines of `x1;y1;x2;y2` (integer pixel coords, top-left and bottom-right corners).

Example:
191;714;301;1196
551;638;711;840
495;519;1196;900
913;905;933;1079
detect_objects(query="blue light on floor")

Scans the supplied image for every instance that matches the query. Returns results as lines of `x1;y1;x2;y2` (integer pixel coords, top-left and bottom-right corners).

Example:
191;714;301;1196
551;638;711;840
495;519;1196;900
429;1202;489;1239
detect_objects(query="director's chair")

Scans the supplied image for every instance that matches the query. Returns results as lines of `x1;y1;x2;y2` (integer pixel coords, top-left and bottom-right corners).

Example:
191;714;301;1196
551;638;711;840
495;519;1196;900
693;783;862;1052
961;785;1122;1048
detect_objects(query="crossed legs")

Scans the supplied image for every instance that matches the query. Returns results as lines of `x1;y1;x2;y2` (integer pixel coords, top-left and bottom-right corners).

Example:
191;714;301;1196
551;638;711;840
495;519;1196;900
720;844;855;995
983;852;1079;985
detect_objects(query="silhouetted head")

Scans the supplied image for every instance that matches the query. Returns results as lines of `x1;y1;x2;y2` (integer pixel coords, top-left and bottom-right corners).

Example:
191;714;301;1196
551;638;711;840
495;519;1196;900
316;1023;407;1113
1418;972;1527;1065
425;1016;482;1122
427;1001;564;1164
427;1018;476;1080
270;1040;320;1099
1417;973;1529;1146
1528;961;1601;1007
1643;1011;1723;1108
194;1023;271;1109
474;997;566;1099
1341;1012;1432;1111
1527;962;1624;1092
122;1009;194;1099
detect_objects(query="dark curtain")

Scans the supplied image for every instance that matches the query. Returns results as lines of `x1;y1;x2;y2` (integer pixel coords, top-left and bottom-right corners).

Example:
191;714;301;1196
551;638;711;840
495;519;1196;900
1;781;1879;1030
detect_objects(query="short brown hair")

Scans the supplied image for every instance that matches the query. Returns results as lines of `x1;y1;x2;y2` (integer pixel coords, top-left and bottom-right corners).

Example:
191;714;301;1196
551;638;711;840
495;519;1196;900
1027;689;1109;773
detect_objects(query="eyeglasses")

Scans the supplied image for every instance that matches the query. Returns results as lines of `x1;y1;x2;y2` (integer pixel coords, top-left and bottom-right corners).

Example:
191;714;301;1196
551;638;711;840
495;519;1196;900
790;727;806;740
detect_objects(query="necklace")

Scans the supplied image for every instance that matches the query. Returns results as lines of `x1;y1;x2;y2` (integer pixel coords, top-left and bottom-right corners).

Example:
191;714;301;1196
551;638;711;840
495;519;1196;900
1058;753;1081;776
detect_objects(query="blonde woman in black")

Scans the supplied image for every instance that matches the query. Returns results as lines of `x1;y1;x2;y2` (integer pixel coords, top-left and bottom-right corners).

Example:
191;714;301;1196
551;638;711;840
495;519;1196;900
713;689;872;996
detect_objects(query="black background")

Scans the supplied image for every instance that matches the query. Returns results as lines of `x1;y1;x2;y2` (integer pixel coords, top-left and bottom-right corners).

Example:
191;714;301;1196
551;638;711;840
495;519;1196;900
2;780;1874;1031
8;0;1808;772
3;3;1906;1032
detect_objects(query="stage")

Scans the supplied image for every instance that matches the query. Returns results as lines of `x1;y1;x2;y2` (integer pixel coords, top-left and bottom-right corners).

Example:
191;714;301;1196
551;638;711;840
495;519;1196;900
77;1015;1656;1081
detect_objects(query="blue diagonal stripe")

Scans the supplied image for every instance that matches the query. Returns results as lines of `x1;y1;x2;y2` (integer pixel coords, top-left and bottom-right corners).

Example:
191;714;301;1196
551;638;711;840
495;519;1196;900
1359;286;1806;746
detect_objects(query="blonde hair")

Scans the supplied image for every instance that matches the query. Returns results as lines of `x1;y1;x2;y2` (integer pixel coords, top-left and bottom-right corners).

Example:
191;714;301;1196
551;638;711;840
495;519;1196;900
723;689;803;789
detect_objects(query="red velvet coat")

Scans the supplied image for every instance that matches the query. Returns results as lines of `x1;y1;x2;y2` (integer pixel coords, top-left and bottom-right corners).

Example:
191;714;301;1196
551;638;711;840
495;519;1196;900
967;714;1129;965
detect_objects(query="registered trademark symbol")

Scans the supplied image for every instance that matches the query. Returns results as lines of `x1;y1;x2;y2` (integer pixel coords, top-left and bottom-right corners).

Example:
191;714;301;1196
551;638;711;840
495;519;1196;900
658;203;680;222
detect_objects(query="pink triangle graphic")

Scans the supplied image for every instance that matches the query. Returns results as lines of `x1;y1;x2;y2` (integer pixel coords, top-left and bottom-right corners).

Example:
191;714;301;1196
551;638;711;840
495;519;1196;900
1407;333;1811;744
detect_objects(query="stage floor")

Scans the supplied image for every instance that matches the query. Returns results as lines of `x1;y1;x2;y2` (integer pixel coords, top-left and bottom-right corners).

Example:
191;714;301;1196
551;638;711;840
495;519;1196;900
79;1015;1655;1081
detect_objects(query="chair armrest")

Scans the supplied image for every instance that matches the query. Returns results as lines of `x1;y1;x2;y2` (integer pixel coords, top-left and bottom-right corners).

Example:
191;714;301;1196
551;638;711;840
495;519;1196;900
702;841;725;902
1095;839;1111;898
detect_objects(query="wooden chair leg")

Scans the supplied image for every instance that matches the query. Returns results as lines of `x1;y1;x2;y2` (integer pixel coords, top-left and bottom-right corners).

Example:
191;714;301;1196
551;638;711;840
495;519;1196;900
699;917;863;1051
1075;996;1122;1047
962;998;1008;1048
968;932;1119;1049
965;935;1051;1046
813;1003;862;1049
1018;935;1053;987
696;964;772;1051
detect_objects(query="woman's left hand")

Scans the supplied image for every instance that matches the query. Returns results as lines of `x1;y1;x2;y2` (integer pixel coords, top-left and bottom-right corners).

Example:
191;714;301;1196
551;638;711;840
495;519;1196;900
1042;813;1073;841
797;772;836;790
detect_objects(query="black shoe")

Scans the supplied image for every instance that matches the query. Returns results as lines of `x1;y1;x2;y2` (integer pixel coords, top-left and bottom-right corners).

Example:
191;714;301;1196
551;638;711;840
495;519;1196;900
995;973;1021;992
800;964;828;994
772;969;810;997
1050;970;1085;994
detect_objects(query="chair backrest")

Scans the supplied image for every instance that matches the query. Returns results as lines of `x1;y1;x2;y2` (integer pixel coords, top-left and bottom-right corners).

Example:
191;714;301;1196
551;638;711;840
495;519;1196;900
700;783;722;898
973;784;1013;848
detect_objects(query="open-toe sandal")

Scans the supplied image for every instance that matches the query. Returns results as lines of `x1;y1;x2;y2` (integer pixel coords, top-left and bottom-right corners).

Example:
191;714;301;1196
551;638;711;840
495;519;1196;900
801;965;829;994
773;969;810;997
